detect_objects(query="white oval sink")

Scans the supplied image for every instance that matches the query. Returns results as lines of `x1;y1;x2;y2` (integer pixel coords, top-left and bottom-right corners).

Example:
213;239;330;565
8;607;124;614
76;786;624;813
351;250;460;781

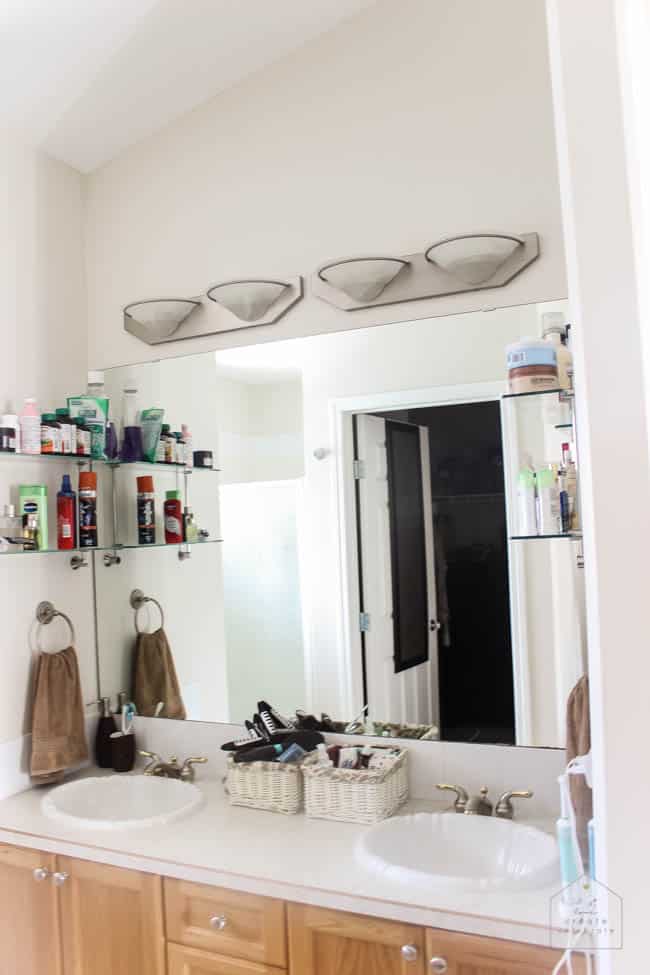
356;812;559;892
42;775;203;830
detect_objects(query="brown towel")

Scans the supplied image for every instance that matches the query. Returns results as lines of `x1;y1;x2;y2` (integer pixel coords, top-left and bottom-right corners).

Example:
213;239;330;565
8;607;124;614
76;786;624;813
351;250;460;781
30;646;89;784
132;628;186;720
566;674;592;866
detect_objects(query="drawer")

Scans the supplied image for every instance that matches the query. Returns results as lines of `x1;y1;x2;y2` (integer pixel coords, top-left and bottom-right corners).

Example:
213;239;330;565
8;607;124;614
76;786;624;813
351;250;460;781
168;943;285;975
164;879;286;967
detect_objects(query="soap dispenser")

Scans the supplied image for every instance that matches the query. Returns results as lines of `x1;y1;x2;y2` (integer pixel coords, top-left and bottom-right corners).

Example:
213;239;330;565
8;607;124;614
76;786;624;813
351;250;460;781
95;697;117;768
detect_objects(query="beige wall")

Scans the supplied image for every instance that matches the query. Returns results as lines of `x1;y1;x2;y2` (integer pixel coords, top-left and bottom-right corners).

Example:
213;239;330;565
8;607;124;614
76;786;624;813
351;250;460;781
84;0;567;371
0;131;95;745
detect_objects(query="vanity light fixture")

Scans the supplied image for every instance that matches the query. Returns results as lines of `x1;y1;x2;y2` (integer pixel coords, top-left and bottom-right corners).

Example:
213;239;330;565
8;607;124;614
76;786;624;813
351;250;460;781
206;276;303;327
312;233;539;311
424;234;525;286
123;298;202;345
317;257;409;303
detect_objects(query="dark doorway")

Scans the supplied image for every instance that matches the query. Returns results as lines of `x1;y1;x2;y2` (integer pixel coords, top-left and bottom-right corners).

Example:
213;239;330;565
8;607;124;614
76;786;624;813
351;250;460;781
380;400;515;745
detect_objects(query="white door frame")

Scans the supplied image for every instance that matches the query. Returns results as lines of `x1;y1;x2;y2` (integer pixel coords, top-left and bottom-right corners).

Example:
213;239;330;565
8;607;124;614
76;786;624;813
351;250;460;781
329;379;529;736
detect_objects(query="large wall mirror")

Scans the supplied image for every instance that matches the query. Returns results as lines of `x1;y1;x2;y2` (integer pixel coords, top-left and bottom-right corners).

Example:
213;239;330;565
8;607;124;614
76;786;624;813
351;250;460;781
94;300;585;748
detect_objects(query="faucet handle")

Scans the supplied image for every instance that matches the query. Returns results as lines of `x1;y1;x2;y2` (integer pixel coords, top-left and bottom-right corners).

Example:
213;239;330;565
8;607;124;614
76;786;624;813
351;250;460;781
495;789;533;819
180;757;208;781
139;750;162;774
436;783;469;813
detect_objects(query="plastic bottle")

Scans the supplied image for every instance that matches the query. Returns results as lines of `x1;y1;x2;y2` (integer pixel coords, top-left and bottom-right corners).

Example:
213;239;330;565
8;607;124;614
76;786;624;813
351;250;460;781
1;413;20;453
120;381;144;462
57;474;77;550
506;338;558;394
78;471;98;548
536;465;561;535
542;313;573;389
517;468;537;536
562;442;579;530
73;417;91;457
137;475;156;545
40;413;61;454
181;424;193;468
19;485;48;550
156;424;171;463
20;398;41;455
55;408;75;455
164;490;183;543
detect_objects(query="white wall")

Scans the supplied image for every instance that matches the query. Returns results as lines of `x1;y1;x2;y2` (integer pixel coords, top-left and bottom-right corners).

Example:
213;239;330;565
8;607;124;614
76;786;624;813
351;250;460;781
84;0;566;370
0;131;95;755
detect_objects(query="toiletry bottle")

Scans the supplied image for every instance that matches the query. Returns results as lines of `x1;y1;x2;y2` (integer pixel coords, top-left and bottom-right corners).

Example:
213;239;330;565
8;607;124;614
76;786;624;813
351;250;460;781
57;474;77;550
517;468;537;536
156;424;171;463
562;442;579;530
557;774;582;904
78;472;98;548
535;465;561;535
137;475;156;545
2;412;20;453
183;505;199;543
164;490;183;543
73;417;91;456
95;697;117;769
120;381;143;462
181;424;193;468
19;398;41;455
19;485;48;549
542;313;573;389
56;408;75;455
40;413;61;454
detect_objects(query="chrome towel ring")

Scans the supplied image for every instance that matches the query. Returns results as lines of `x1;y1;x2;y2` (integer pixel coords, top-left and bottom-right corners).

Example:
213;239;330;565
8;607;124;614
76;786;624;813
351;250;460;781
35;601;76;651
130;589;165;635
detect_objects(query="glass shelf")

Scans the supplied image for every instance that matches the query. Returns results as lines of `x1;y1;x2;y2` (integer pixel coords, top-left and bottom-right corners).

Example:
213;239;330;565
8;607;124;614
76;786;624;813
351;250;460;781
0;538;223;557
502;387;574;401
0;453;219;473
510;532;582;541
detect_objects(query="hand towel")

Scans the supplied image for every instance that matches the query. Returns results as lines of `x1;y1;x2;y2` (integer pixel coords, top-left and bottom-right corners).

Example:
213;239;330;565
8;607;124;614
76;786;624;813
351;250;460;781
566;674;592;866
30;646;89;784
132;628;186;720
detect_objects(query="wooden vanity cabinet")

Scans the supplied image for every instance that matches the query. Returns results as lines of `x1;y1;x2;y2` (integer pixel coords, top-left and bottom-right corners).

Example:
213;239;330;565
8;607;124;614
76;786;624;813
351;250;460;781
56;856;166;975
0;843;62;975
287;903;426;975
426;929;572;974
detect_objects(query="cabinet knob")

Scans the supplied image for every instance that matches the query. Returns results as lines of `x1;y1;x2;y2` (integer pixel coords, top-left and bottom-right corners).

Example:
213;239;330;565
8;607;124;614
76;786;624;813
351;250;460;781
52;871;69;887
401;944;419;962
429;957;448;973
33;867;50;882
209;915;228;931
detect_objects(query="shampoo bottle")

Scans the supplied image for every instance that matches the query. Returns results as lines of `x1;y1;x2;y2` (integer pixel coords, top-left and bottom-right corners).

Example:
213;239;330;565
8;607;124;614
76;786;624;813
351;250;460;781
95;697;117;768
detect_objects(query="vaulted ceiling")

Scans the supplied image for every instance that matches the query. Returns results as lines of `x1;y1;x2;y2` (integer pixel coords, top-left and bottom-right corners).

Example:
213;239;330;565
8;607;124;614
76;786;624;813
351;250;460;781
0;0;377;172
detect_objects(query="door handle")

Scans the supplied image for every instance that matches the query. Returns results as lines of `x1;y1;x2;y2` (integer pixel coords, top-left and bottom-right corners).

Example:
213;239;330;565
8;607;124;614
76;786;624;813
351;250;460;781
429;619;441;632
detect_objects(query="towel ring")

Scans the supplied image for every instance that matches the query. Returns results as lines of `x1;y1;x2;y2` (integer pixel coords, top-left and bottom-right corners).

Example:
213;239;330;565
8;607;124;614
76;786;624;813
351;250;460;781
130;589;165;635
35;601;76;652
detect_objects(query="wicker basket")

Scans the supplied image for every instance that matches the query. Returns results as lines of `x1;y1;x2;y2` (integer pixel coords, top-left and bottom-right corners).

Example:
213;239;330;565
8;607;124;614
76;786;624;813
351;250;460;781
302;748;408;824
226;756;303;815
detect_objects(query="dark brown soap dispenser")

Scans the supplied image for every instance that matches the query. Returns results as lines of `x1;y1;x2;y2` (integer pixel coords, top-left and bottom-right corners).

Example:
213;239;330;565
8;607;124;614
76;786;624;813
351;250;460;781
94;697;117;768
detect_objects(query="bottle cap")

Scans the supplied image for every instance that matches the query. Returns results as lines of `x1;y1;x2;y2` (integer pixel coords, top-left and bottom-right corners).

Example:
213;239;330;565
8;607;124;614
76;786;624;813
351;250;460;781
55;408;70;418
137;475;154;493
161;424;171;435
87;370;105;386
41;413;57;422
166;490;181;500
61;474;73;493
79;472;97;490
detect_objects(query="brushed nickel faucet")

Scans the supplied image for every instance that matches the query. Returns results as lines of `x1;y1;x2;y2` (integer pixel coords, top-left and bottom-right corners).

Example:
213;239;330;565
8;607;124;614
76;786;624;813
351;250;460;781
140;751;208;782
436;784;533;819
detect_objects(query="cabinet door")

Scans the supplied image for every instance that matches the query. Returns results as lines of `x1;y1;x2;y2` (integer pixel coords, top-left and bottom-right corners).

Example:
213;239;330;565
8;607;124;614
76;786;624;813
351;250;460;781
288;903;426;975
168;942;286;975
165;878;286;967
426;929;580;974
0;843;61;975
57;856;165;975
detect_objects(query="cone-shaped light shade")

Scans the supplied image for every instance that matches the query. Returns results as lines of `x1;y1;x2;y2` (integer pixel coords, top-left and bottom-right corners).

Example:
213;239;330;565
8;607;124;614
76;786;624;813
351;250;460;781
319;258;408;303
425;235;523;285
123;299;200;340
207;280;289;322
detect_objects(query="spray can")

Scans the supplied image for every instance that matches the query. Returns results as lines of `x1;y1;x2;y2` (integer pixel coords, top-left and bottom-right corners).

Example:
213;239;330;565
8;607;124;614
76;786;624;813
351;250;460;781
78;472;98;548
137;475;156;545
57;474;77;550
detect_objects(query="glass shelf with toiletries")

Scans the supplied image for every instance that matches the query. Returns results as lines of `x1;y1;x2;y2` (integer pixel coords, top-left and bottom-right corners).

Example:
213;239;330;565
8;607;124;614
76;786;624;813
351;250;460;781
510;532;582;541
0;538;223;557
0;453;220;473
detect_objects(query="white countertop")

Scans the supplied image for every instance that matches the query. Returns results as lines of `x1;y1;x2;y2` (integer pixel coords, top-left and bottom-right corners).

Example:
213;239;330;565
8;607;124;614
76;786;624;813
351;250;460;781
0;772;561;947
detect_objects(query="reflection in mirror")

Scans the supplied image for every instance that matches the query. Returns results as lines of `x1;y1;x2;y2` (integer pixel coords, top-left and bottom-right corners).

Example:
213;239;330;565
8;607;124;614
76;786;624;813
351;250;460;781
95;300;585;748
